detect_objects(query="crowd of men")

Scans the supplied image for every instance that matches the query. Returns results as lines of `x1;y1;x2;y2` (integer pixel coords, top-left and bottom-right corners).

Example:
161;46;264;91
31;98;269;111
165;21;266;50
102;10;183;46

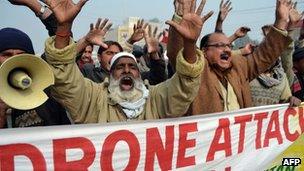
0;0;303;128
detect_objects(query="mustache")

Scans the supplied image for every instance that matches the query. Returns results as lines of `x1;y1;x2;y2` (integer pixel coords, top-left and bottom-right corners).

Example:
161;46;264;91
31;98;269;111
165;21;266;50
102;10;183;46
220;52;231;60
121;74;134;79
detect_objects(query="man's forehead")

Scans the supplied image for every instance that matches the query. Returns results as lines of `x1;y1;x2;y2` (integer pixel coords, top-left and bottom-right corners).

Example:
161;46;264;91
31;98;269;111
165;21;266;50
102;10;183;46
106;45;121;52
116;57;137;64
209;33;229;43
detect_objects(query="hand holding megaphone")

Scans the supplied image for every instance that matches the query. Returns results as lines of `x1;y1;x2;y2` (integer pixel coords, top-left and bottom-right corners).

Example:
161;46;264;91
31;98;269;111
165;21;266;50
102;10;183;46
0;54;54;110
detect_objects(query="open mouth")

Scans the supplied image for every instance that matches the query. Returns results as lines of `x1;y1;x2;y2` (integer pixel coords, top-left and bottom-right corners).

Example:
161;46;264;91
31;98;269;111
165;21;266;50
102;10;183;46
220;53;230;61
119;76;134;91
82;57;91;63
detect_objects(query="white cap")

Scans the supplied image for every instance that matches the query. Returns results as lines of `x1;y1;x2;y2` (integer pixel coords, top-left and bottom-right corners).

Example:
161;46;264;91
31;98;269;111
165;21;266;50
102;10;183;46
110;52;137;69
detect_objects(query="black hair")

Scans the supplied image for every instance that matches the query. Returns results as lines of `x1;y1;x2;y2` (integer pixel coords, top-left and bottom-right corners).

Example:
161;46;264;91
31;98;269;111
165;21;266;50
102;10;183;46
200;33;212;49
200;32;228;49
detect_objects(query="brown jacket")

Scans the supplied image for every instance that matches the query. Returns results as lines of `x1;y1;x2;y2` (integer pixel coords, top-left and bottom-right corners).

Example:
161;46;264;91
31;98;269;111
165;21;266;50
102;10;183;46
189;27;292;115
45;37;204;123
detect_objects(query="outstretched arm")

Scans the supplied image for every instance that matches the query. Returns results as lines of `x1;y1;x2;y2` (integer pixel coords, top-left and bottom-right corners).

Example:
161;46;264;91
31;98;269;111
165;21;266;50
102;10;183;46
228;26;251;43
127;19;148;45
121;19;148;52
215;0;232;33
166;0;213;63
45;0;88;49
76;18;113;54
282;2;304;85
44;0;112;123
167;0;211;69
9;0;56;36
245;0;298;81
151;0;212;117
141;25;167;85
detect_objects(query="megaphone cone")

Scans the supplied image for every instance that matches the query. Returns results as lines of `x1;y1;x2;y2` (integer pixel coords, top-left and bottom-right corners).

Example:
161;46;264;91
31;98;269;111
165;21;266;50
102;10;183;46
0;54;54;110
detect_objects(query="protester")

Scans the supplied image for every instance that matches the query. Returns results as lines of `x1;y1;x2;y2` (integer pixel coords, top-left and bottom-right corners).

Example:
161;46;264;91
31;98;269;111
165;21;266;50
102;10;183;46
81;20;168;85
141;25;168;85
76;44;94;70
42;0;206;123
250;6;302;107
293;47;304;100
132;45;150;73
292;23;304;100
81;40;123;83
214;0;232;33
167;0;298;115
0;28;71;128
249;58;299;106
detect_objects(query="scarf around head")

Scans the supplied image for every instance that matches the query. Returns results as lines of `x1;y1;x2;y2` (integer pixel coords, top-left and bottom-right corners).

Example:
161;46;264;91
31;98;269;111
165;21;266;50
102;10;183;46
257;59;284;88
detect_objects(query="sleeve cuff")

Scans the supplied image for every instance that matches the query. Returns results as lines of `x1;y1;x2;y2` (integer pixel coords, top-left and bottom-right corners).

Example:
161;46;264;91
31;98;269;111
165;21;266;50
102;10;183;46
272;26;288;36
172;13;182;24
175;48;204;78
122;41;133;53
45;36;77;64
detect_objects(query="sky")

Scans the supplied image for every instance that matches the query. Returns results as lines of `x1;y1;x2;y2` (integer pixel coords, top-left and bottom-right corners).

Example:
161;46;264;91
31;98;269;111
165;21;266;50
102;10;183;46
0;0;303;53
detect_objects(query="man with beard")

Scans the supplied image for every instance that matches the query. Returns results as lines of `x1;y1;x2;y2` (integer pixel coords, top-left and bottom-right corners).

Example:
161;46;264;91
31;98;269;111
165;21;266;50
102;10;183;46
43;0;208;123
167;0;300;115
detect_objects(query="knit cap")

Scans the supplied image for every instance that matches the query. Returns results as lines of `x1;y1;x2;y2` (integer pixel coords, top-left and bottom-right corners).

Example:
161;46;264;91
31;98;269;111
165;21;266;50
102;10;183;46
0;28;34;54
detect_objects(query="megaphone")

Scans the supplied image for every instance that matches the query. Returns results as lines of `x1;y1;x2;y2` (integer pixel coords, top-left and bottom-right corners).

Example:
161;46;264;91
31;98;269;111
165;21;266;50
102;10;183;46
0;54;54;110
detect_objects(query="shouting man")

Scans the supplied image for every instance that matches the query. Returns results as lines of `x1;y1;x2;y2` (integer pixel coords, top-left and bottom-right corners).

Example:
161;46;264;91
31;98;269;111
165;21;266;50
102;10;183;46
43;0;211;123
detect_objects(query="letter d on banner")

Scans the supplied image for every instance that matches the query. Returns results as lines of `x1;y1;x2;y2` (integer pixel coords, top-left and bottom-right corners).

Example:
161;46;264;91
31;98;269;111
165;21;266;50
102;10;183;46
0;144;46;171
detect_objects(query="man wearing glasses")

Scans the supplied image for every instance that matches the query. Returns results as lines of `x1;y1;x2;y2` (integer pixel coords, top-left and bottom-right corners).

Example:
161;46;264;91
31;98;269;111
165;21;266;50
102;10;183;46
167;0;300;115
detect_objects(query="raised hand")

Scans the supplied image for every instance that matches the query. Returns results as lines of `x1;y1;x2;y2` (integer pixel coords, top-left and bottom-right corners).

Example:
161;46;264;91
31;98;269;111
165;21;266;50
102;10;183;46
128;19;148;44
288;2;304;30
144;25;161;54
215;0;232;32
45;0;88;25
85;18;112;48
274;0;293;30
240;43;256;56
45;0;88;48
229;26;251;43
218;0;232;22
174;0;197;16
166;0;213;43
235;27;251;38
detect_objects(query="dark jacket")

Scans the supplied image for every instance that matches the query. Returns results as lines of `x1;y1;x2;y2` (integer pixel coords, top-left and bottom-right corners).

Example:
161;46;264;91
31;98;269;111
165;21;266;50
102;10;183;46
81;63;109;83
141;59;167;85
11;96;71;127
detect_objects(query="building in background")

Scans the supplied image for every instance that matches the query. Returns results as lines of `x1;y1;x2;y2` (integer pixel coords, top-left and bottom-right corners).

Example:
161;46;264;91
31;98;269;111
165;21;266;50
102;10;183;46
105;17;166;47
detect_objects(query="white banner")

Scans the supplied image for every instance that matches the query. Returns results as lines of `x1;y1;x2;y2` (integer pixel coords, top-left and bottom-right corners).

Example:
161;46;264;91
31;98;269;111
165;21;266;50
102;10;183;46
0;104;303;171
